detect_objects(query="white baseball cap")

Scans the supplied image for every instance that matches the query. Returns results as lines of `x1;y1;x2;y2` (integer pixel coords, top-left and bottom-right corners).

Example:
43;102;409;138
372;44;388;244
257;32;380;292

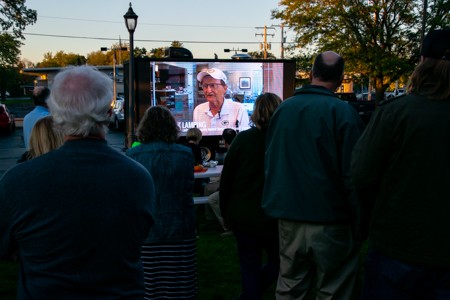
197;68;227;84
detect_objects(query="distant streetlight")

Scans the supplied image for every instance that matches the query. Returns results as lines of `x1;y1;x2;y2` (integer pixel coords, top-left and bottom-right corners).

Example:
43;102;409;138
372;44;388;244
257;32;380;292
224;48;251;60
100;46;127;99
224;48;248;54
124;2;138;148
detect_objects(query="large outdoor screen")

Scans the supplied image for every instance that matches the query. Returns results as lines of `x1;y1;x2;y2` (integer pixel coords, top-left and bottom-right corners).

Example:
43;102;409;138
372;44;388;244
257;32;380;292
129;58;296;137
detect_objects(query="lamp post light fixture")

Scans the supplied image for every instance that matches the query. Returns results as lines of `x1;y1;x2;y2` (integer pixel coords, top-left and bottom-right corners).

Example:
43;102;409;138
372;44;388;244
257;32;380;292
124;2;138;148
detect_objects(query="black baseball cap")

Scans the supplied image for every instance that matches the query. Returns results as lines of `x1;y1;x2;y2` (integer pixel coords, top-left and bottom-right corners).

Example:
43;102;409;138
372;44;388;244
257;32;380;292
421;29;450;60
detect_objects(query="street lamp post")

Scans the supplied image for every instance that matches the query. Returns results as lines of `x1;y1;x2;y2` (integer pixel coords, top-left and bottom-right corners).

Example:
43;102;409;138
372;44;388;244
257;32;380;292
124;2;138;148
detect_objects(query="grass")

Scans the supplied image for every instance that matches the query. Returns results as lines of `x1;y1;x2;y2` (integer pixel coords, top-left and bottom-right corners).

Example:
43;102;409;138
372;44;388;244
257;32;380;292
0;206;366;300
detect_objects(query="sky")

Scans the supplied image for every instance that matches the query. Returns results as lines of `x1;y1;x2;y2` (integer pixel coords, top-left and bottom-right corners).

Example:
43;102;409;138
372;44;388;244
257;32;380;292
20;0;288;64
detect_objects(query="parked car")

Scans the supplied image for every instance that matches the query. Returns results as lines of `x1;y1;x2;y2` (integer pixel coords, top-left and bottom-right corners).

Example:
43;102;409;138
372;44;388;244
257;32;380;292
356;92;378;101
110;97;125;130
393;88;406;97
0;104;16;134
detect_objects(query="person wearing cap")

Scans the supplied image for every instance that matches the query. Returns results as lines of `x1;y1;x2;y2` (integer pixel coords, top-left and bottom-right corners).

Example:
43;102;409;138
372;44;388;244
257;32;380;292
23;86;50;149
352;29;450;299
194;68;249;133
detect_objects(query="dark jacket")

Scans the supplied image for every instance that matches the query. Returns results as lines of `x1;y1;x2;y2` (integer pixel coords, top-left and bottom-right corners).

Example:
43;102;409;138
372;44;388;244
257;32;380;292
262;85;365;224
184;142;203;165
0;139;154;299
220;127;277;238
351;93;450;268
126;141;196;243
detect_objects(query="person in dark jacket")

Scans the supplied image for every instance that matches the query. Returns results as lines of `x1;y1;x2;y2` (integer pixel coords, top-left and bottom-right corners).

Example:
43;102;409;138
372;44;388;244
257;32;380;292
184;127;204;195
262;51;365;299
0;66;155;299
351;29;450;299
220;93;281;300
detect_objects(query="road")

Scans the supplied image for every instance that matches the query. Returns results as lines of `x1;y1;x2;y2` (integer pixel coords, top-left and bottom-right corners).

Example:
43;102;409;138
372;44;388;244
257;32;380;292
0;128;126;178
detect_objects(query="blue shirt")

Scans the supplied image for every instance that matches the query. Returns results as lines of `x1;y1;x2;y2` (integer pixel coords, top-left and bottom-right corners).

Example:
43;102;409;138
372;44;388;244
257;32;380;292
22;106;50;149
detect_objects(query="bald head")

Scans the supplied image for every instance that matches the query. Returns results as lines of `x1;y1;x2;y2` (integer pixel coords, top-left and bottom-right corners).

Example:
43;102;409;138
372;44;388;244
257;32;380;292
311;51;344;91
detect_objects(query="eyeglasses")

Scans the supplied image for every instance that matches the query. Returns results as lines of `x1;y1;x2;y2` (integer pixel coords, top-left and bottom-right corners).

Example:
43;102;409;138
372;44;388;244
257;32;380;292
201;83;223;90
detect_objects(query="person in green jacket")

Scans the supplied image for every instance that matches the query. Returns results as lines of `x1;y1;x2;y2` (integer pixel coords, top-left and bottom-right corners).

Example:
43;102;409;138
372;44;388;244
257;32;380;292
263;51;365;299
351;29;450;300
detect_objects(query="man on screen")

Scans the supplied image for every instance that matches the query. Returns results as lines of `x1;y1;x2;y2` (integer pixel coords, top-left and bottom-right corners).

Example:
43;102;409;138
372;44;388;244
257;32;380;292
194;68;249;132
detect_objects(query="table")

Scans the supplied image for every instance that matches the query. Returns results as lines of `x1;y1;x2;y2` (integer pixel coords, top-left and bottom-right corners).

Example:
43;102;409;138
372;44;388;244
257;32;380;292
193;165;223;204
194;165;223;179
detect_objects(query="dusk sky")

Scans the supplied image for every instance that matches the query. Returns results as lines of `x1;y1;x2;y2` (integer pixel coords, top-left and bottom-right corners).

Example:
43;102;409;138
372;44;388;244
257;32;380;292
20;0;289;64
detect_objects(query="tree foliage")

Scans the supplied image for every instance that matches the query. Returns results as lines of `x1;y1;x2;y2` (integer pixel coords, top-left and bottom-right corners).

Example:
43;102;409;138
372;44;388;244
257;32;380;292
273;0;450;100
0;1;36;99
248;51;277;59
0;0;36;39
0;33;20;67
134;47;149;58
37;51;86;67
149;41;186;58
86;51;109;66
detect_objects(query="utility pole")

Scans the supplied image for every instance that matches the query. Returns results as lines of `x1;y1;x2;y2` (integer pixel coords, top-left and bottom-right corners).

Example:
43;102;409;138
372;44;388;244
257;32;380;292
101;45;127;99
272;24;286;59
255;26;275;59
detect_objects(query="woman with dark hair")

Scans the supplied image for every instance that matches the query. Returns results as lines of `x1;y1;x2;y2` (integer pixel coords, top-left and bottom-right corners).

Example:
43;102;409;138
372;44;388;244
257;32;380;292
219;92;282;300
126;105;198;300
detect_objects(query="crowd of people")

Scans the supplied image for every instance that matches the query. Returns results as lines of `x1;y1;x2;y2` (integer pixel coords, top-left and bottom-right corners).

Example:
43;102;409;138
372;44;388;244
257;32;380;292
0;28;449;300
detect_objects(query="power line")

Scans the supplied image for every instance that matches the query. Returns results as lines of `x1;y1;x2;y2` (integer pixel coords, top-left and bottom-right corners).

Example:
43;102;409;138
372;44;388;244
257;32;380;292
21;32;272;45
38;15;255;29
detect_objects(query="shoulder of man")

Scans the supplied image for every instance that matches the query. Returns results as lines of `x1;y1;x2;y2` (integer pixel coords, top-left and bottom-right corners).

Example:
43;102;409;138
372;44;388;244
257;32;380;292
378;94;407;107
293;84;336;97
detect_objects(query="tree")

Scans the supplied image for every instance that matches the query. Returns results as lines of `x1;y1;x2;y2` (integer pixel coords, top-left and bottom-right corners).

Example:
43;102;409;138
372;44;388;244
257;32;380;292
248;51;276;59
272;0;450;101
134;47;149;58
149;41;186;58
0;33;21;98
0;0;37;99
149;47;165;58
37;51;86;67
0;0;37;39
87;51;109;66
171;41;184;48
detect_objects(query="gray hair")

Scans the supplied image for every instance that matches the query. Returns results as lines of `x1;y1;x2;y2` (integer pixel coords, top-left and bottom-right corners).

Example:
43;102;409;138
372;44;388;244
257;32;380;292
47;66;113;137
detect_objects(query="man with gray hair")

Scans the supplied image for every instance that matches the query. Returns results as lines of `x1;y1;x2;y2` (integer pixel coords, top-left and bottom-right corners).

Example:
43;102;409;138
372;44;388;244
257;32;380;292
0;66;155;299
